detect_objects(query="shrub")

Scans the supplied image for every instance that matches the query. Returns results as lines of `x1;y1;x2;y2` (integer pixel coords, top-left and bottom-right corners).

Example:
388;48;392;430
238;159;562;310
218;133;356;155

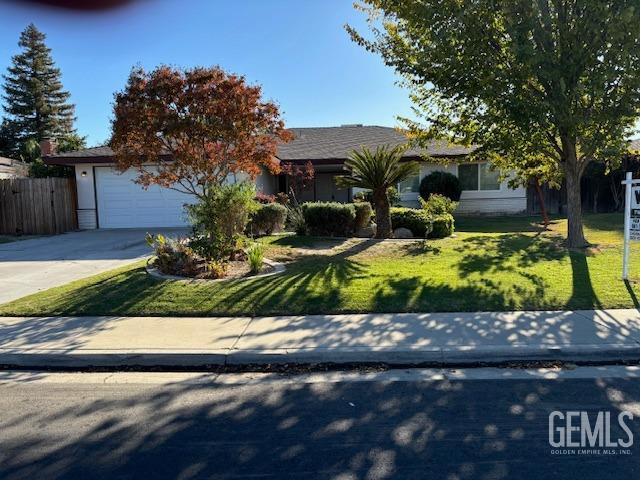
186;182;258;260
420;193;458;215
302;202;356;236
429;213;455;239
245;242;266;273
286;204;307;235
146;233;200;277
354;202;373;231
419;171;462;202
249;203;288;235
255;192;276;204
390;207;433;238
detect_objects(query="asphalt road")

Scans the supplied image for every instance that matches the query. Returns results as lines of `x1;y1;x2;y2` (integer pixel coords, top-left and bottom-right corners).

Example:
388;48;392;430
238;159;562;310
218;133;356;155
0;368;638;479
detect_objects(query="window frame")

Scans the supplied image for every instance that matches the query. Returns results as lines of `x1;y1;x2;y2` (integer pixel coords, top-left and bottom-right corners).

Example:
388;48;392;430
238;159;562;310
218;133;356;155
397;171;421;195
457;161;501;192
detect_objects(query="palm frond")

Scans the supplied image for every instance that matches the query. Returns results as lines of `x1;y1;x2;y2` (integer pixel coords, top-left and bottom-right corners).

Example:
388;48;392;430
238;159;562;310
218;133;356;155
336;144;419;190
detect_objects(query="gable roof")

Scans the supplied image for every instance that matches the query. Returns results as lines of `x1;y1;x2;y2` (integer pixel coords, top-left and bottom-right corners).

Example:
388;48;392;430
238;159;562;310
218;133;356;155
44;125;472;165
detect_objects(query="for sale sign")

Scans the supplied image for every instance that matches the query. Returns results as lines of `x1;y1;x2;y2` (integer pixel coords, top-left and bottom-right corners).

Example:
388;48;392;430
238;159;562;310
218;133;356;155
631;186;640;241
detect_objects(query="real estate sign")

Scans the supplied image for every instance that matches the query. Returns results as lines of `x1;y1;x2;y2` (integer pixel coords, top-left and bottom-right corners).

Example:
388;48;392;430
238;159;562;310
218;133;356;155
631;186;640;241
622;172;640;279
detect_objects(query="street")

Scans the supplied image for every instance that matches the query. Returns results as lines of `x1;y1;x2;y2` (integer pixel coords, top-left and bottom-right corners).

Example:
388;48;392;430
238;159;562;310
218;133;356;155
0;367;638;479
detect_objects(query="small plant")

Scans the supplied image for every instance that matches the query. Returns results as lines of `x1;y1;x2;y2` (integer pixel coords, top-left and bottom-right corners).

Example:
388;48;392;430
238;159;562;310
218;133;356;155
203;260;228;279
146;233;200;276
420;193;458;215
286;204;307;235
245;242;266;273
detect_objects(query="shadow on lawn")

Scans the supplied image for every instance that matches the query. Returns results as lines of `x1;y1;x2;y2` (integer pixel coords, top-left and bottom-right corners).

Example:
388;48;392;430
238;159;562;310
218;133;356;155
1;372;639;479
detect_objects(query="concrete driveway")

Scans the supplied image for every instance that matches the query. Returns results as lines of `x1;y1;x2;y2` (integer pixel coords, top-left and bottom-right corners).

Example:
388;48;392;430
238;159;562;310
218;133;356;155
0;228;187;305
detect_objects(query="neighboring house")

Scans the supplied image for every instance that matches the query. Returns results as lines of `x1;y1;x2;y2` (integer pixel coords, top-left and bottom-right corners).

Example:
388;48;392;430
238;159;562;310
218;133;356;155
0;157;28;179
43;125;527;230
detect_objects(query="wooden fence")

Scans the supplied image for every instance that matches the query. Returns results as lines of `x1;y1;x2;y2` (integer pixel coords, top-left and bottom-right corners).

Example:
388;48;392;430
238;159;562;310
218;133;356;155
0;177;77;235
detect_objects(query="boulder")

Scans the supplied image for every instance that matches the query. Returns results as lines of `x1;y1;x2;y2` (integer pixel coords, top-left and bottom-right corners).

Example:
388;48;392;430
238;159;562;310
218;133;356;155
355;223;376;238
393;227;413;239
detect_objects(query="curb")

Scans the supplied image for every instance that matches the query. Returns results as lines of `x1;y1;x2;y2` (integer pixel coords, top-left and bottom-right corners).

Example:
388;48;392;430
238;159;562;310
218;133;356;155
2;344;639;369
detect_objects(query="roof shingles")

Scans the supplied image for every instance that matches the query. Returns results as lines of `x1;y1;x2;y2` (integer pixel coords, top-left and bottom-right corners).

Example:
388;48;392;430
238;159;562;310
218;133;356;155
45;125;473;165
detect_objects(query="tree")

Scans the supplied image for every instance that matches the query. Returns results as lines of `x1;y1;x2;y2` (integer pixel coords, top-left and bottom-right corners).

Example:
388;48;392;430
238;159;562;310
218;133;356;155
28;132;86;178
281;161;315;201
1;24;75;158
348;1;640;247
337;145;418;238
111;65;292;200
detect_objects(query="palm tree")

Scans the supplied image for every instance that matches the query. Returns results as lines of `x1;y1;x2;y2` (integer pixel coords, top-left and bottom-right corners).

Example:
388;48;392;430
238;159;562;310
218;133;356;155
337;145;419;238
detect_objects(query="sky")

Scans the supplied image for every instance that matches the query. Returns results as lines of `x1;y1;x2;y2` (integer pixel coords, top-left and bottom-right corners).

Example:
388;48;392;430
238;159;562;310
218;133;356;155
0;0;416;146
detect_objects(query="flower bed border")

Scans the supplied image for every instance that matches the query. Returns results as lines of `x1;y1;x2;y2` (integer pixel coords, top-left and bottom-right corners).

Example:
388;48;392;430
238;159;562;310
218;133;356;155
145;258;285;282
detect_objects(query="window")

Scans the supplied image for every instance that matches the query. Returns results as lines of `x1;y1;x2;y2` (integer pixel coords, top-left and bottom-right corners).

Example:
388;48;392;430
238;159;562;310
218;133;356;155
398;173;420;194
479;163;500;190
458;164;478;190
458;162;500;191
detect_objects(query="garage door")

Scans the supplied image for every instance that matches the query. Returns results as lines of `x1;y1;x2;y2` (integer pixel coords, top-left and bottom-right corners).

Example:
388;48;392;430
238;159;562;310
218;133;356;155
95;167;194;228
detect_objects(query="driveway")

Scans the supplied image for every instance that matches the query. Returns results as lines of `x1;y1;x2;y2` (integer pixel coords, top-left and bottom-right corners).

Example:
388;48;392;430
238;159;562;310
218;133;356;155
0;229;187;305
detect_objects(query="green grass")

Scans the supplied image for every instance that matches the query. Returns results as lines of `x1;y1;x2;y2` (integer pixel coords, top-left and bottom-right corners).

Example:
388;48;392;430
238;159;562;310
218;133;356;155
2;213;640;316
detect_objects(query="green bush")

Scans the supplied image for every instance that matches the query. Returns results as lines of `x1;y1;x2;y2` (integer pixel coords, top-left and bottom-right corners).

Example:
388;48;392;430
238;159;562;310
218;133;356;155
186;182;258;260
302;202;356;236
420;193;458;215
249;203;288;235
390;207;433;238
419;171;462;202
429;213;455;238
354;202;373;231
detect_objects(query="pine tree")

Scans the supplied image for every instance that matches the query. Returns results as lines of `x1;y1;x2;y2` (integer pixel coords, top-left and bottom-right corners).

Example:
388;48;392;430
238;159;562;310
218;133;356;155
0;24;75;159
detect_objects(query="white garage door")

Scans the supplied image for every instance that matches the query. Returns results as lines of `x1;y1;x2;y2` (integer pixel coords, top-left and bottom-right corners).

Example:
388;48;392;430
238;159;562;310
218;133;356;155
95;167;194;228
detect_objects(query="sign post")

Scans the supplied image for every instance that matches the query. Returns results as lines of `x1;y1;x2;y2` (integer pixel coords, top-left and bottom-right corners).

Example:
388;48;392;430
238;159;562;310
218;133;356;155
622;172;640;279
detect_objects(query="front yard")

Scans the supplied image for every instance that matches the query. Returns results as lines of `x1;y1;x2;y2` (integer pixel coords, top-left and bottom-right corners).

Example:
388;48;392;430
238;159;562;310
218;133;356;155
1;213;639;316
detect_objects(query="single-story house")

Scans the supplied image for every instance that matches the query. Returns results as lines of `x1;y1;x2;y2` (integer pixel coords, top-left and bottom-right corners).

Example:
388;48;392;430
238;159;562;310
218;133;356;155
0;156;28;179
43;125;526;229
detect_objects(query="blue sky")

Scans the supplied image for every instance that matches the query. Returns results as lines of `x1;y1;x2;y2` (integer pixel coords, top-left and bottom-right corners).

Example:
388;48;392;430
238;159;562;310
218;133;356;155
0;0;415;146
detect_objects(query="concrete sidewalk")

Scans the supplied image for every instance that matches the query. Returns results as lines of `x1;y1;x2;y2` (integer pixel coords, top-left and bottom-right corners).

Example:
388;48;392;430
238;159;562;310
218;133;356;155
1;309;640;368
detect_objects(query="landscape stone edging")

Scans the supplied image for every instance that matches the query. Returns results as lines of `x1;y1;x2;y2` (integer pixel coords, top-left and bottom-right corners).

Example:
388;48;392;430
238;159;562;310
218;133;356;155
145;258;285;282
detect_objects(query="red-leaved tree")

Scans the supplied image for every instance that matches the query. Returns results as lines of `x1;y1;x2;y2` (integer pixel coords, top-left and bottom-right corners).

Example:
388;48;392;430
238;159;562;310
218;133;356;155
110;65;292;199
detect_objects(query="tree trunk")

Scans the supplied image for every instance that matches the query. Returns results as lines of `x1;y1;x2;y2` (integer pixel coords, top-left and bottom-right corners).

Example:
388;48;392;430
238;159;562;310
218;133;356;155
373;189;392;238
564;144;588;248
533;177;549;228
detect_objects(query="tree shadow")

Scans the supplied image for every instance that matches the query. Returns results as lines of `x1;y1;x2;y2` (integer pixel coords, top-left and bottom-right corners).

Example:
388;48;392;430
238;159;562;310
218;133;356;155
0;373;638;479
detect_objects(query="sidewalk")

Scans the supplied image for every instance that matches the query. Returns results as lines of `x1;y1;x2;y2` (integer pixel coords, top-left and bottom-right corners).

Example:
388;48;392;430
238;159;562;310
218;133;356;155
1;309;640;368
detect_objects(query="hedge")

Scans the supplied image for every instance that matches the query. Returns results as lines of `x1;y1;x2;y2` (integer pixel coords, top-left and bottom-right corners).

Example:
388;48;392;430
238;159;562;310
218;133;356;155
302;202;356;236
429;213;455;239
390;207;433;238
249;203;288;235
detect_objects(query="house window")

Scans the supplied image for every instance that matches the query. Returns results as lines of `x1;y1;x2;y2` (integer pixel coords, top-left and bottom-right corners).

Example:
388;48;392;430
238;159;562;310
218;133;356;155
398;173;420;194
458;162;500;191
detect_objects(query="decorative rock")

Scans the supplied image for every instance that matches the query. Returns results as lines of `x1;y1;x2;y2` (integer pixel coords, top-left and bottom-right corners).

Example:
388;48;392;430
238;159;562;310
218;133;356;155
355;224;376;238
393;227;413;239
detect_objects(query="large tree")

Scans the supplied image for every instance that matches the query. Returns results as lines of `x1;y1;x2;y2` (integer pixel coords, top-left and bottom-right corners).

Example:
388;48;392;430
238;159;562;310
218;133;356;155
348;0;640;247
1;24;76;158
111;65;292;199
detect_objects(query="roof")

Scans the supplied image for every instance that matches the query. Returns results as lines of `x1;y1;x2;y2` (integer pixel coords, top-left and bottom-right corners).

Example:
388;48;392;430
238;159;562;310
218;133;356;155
44;125;473;165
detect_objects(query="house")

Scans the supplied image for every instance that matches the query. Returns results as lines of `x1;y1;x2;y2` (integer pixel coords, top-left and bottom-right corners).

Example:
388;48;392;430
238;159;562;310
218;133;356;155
43;125;527;229
0;157;28;179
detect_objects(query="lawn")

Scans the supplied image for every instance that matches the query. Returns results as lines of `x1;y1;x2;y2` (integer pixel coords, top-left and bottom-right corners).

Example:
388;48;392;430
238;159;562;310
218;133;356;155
1;213;640;316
